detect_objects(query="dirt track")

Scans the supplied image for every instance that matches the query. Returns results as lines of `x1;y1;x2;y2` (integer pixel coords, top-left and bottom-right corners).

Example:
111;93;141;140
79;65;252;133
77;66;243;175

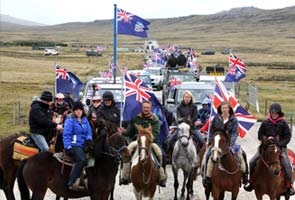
1;122;295;200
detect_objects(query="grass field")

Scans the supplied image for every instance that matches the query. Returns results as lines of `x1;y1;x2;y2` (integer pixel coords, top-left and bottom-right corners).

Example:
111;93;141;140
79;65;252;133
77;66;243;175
1;44;294;136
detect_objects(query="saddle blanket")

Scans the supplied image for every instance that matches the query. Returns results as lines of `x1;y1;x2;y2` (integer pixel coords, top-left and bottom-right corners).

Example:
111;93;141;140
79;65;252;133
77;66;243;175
13;136;39;160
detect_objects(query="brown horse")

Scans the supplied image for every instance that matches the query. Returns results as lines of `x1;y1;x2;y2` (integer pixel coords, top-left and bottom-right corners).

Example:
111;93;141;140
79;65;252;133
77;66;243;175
250;136;295;200
0;130;65;200
0;134;20;200
203;130;242;200
17;120;130;200
131;124;158;200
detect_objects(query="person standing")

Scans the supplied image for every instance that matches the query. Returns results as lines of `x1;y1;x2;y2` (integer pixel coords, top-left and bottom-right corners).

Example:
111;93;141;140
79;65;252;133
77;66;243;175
29;91;63;152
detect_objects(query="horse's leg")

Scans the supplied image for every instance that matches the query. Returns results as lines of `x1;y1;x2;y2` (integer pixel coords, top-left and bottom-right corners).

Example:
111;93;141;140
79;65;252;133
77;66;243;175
254;191;263;200
2;168;17;200
109;188;114;200
186;170;193;200
205;186;211;200
219;191;225;200
172;165;179;200
181;170;188;198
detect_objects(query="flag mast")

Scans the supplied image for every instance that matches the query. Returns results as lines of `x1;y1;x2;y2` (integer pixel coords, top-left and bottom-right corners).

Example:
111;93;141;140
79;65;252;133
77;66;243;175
113;4;117;84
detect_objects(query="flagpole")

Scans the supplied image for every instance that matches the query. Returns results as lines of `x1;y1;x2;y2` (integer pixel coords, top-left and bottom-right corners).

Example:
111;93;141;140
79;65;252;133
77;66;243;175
113;4;117;84
54;63;57;95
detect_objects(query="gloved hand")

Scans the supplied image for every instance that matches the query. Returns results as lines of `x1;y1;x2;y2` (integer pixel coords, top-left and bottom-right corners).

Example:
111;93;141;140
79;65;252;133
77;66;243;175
84;139;94;153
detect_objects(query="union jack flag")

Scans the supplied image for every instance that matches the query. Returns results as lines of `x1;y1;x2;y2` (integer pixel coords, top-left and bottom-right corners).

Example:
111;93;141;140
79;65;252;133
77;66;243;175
212;78;257;137
56;67;70;80
170;77;182;87
123;73;169;144
117;8;134;23
225;53;247;82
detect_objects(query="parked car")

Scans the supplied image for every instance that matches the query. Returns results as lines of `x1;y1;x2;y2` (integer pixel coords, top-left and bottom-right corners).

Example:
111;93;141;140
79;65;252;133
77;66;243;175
201;50;215;55
44;49;59;56
221;48;231;54
86;50;102;57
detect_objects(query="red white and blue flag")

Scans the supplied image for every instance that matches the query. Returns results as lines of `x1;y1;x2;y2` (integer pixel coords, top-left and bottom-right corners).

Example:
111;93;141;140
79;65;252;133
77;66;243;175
55;65;83;101
225;53;247;82
117;8;150;38
212;78;257;137
123;73;169;144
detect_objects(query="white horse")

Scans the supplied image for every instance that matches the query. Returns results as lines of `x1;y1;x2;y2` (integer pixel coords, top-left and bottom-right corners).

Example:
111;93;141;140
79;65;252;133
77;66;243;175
172;122;198;200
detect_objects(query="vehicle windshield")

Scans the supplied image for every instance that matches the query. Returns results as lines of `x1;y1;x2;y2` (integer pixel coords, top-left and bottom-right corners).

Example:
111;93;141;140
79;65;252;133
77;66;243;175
138;75;152;85
169;74;195;82
147;69;161;75
176;88;214;104
84;85;123;103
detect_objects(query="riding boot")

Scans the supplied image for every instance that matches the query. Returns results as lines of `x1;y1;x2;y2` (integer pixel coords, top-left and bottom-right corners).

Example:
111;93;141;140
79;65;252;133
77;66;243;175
68;178;86;191
159;167;167;187
202;176;212;189
244;182;253;192
120;162;130;185
242;173;249;185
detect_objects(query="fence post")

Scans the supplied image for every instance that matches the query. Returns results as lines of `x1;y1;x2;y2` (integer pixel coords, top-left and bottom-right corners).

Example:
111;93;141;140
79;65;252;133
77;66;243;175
17;101;21;125
12;103;16;126
264;98;268;117
290;112;293;134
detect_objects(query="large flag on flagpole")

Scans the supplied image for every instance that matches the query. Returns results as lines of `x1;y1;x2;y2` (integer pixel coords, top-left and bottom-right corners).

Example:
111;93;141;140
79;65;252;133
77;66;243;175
225;53;248;82
123;73;169;144
211;78;257;137
55;65;83;101
116;8;150;38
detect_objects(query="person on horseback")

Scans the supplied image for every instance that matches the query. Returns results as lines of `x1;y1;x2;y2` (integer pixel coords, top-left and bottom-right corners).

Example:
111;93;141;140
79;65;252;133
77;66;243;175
29;91;63;152
96;91;123;133
63;101;93;191
120;100;167;187
87;95;102;122
51;93;71;116
166;91;205;153
244;103;295;195
203;101;249;187
196;98;212;129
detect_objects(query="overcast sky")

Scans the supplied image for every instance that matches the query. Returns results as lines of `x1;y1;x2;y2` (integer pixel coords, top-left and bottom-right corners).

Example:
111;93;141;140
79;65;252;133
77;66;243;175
1;0;294;25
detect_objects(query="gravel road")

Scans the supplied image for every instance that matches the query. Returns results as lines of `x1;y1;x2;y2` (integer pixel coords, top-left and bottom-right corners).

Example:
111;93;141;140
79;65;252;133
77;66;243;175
1;122;295;200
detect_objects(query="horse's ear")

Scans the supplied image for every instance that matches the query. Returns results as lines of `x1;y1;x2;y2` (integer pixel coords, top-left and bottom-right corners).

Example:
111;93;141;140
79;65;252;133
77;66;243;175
135;124;142;132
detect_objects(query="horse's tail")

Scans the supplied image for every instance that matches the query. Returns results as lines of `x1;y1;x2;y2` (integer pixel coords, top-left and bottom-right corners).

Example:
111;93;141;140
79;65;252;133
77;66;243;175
17;159;30;200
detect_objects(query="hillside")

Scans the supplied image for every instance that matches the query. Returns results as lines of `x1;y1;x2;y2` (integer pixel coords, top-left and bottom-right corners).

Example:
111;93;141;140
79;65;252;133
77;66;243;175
1;6;294;45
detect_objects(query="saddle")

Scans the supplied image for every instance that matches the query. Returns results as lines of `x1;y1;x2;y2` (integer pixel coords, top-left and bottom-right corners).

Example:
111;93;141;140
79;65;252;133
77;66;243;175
53;152;95;168
13;135;56;160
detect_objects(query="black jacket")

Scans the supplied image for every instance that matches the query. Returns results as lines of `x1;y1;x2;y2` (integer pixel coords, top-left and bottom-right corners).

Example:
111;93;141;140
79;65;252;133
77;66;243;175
29;101;57;137
258;116;291;148
96;103;120;127
177;101;198;129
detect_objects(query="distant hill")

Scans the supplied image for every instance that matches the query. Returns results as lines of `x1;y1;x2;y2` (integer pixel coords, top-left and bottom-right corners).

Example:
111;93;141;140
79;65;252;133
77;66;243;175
0;14;45;26
1;6;295;44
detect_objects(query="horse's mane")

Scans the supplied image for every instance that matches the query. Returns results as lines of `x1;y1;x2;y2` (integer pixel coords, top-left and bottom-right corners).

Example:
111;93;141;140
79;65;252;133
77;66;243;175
0;132;28;142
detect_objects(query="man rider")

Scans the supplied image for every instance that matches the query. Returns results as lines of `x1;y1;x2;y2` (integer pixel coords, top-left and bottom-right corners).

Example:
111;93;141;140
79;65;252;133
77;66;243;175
120;100;167;187
87;95;102;122
244;103;295;195
29;91;63;151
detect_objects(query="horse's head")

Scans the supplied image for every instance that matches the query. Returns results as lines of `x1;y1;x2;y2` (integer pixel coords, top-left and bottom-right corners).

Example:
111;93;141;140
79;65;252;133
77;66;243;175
211;130;230;163
259;136;281;175
93;120;130;162
177;122;191;147
136;124;154;164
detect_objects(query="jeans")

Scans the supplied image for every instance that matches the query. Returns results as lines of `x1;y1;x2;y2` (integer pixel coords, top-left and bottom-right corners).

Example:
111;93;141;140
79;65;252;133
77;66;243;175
31;133;49;152
66;146;86;186
193;129;205;146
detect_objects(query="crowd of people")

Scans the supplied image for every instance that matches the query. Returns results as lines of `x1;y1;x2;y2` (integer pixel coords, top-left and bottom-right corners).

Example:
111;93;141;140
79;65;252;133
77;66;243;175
28;90;294;194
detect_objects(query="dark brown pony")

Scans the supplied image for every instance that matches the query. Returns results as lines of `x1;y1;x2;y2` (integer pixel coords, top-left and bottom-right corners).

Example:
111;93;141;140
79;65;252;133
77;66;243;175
0;129;65;200
250;136;295;200
17;119;130;200
0;134;20;200
203;130;242;200
131;124;158;199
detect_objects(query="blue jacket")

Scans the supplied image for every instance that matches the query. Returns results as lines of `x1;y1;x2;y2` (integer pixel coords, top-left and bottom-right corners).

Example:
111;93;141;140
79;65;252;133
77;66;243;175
63;116;93;150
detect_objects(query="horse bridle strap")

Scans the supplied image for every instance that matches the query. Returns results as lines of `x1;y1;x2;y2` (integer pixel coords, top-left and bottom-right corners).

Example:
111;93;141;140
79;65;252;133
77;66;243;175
211;147;222;154
178;135;190;140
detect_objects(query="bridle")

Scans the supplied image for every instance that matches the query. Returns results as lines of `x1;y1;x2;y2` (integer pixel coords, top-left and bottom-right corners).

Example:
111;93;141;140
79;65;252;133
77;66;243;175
260;143;281;175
